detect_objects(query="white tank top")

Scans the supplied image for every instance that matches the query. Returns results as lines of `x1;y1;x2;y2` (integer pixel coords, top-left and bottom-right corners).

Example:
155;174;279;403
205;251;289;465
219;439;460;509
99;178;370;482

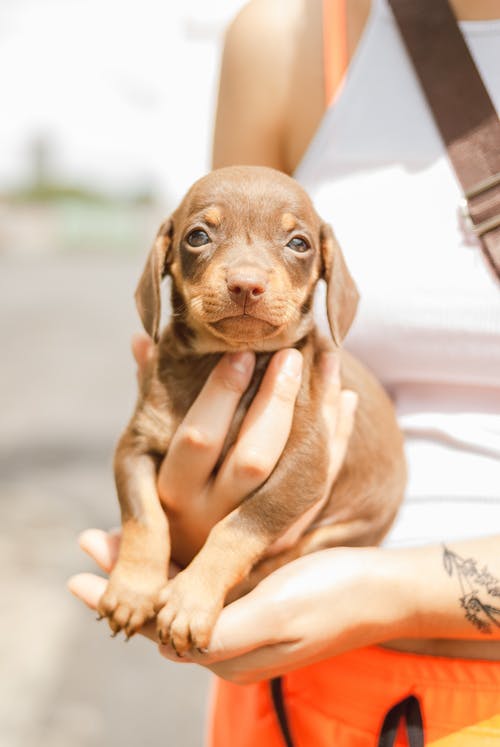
296;0;500;547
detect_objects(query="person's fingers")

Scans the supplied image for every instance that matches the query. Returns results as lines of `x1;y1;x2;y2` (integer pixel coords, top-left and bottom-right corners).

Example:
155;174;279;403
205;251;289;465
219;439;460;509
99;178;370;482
78;528;121;573
67;573;157;642
210;349;302;514
319;352;341;436
132;333;154;380
158;352;255;507
327;389;358;484
318;352;358;487
67;572;107;609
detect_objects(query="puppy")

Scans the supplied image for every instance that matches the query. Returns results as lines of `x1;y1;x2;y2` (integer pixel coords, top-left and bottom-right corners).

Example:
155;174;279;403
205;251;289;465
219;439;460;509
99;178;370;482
98;166;406;654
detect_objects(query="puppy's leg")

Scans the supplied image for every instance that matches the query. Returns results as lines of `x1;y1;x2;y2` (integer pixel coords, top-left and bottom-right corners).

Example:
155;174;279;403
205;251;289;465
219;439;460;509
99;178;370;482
97;438;169;638
156;434;330;655
156;507;274;653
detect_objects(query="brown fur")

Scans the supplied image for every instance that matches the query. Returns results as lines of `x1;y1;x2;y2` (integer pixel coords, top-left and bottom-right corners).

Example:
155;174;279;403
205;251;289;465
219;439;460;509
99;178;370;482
98;166;406;652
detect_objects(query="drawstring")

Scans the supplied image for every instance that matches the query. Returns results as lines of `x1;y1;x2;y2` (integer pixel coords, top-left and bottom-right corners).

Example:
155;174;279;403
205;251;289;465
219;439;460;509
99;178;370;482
377;695;424;747
270;678;424;747
270;678;295;747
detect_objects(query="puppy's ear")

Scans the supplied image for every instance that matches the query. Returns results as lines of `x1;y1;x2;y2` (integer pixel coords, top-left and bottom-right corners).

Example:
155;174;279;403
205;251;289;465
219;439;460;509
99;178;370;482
134;218;173;343
320;223;359;346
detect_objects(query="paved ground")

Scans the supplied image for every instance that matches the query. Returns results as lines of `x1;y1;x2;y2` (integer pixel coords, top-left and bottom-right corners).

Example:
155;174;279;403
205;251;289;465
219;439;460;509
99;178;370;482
0;252;211;747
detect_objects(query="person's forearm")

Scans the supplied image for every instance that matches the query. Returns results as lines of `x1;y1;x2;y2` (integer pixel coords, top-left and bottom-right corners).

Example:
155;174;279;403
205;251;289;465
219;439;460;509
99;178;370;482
379;535;500;642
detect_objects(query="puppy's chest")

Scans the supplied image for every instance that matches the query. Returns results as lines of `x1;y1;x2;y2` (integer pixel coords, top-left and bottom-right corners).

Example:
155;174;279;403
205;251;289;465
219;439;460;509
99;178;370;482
134;353;267;455
136;337;322;460
173;354;273;461
133;356;217;453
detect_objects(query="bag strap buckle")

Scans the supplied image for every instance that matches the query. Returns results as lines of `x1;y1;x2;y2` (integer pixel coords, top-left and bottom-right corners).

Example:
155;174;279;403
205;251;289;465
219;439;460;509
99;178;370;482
460;171;500;237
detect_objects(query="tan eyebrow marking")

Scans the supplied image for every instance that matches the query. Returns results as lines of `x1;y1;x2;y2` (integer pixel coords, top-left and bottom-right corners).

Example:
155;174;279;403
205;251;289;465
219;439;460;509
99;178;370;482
203;207;223;227
281;212;297;232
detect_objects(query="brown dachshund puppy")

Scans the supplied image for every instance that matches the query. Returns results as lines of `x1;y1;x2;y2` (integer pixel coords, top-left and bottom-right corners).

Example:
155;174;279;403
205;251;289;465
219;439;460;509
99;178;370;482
98;166;406;654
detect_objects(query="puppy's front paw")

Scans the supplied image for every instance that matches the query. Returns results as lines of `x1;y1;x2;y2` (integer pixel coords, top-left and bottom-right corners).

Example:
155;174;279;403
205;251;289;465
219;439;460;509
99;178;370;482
98;572;164;639
156;571;223;656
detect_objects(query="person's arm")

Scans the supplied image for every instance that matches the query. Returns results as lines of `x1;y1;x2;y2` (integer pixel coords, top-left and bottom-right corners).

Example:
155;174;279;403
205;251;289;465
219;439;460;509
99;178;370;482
70;530;500;683
212;0;325;175
187;535;500;682
67;344;359;652
69;346;500;683
212;0;292;172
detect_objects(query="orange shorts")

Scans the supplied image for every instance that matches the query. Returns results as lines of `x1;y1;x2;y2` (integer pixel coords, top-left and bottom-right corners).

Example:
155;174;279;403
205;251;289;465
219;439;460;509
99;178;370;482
208;646;500;746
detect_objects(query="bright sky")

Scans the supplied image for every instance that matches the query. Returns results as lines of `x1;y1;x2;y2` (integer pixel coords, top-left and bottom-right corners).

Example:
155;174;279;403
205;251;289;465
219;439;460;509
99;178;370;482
0;0;245;203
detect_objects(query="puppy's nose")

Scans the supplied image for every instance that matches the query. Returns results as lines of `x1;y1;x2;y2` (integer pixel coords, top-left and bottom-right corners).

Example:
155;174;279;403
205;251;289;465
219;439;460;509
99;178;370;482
227;269;267;307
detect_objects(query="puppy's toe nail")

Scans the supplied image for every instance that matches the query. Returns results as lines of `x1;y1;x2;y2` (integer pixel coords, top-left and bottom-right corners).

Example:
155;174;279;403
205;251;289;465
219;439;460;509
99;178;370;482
110;629;120;638
171;638;183;658
96;614;104;621
190;616;214;652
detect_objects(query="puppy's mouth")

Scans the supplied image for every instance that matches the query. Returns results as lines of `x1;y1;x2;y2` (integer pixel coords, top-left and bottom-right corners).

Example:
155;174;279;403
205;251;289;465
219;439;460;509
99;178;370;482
208;313;281;341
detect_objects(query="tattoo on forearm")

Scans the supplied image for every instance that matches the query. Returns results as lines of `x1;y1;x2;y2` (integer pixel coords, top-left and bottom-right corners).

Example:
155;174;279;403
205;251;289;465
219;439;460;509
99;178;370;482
443;546;500;634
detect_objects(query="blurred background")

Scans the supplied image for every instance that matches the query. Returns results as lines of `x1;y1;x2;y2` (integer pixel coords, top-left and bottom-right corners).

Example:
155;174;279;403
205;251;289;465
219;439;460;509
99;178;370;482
0;1;247;744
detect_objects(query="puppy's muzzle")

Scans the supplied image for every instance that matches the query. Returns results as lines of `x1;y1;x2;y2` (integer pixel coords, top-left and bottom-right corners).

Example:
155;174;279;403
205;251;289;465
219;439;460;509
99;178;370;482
226;267;268;311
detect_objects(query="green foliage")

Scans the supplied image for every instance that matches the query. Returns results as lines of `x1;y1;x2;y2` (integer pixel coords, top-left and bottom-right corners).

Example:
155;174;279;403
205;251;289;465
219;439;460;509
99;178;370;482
6;182;155;206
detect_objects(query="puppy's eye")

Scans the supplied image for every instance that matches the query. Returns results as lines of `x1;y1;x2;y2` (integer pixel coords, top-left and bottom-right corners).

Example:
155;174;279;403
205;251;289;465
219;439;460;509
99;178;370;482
287;236;310;253
186;229;210;247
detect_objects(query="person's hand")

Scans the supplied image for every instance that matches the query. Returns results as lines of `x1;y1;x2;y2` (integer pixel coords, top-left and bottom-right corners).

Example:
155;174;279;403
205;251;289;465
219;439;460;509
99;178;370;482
134;333;312;560
70;534;411;683
130;333;355;561
69;334;360;678
161;544;410;682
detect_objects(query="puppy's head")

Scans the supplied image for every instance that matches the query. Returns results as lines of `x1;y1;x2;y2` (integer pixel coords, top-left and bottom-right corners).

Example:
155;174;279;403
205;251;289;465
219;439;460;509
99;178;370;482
135;166;358;351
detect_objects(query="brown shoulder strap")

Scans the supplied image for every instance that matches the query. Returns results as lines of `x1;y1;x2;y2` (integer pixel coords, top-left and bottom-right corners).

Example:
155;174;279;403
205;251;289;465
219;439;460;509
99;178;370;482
388;0;500;282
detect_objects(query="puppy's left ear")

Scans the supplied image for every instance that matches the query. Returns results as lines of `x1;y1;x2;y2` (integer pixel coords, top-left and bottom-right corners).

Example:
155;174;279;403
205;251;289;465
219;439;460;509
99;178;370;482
134;218;173;343
320;223;359;346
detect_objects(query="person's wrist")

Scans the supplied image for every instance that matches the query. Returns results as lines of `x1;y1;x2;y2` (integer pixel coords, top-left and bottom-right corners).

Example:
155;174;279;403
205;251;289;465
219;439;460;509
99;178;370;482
348;547;421;646
291;547;421;656
383;543;471;641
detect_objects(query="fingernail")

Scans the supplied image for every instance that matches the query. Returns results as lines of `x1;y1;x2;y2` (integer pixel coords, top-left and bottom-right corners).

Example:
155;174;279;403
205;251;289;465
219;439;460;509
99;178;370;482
227;351;254;375
343;390;359;413
280;350;302;380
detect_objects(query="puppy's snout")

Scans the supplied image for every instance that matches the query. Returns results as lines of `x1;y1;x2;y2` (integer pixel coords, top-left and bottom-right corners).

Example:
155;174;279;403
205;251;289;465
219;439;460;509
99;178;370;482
226;268;268;307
